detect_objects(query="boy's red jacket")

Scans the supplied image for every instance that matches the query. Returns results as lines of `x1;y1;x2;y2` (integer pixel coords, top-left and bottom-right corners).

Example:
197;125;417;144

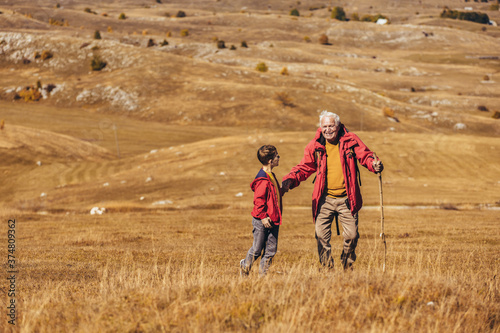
250;169;283;225
282;125;377;222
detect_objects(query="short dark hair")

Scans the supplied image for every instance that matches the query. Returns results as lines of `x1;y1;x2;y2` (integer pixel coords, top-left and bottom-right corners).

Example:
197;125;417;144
257;145;277;165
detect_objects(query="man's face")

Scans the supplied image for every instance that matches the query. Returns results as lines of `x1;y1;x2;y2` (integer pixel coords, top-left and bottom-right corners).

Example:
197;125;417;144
320;117;339;142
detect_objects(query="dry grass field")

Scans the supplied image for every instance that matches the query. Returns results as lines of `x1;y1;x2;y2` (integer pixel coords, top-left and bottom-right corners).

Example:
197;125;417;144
0;0;499;332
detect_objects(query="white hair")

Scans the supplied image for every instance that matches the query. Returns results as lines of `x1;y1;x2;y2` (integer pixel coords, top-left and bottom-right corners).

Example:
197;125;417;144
319;110;340;126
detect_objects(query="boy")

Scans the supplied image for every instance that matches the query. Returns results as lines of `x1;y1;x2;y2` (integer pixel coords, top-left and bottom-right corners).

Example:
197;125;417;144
240;145;283;276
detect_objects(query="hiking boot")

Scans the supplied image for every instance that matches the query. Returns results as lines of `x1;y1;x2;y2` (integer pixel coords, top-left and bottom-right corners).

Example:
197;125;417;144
240;259;249;277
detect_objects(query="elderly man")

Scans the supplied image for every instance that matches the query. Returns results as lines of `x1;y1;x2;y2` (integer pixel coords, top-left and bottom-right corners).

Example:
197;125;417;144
282;111;383;270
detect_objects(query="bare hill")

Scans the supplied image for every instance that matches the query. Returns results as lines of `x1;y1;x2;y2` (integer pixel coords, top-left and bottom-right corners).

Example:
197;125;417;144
0;0;499;212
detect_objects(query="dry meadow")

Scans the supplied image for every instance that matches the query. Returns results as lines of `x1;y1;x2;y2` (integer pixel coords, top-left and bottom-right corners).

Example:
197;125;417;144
0;0;499;332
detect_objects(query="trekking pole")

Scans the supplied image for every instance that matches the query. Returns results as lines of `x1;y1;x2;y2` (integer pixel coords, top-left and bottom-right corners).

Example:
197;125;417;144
373;153;386;273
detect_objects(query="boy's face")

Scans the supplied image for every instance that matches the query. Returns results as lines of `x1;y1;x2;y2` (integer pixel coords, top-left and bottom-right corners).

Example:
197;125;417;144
270;153;280;168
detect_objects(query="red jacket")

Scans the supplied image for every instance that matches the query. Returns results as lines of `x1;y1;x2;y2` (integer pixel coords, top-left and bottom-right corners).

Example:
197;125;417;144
283;125;377;221
251;169;283;225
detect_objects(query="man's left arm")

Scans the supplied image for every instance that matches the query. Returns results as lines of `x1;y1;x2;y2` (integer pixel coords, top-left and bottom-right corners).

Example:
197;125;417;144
352;135;383;173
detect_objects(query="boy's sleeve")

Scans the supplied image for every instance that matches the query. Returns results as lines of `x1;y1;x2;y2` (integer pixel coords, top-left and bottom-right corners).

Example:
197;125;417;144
252;180;268;219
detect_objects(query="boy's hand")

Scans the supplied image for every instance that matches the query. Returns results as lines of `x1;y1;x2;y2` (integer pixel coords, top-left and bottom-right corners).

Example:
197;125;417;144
262;217;273;228
282;179;292;192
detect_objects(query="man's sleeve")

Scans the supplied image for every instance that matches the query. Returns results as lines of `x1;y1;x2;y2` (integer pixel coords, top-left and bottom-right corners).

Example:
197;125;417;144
282;142;318;189
352;135;376;173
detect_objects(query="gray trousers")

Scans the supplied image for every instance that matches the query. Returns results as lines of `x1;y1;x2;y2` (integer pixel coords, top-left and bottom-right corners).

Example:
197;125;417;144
315;195;359;268
242;217;280;275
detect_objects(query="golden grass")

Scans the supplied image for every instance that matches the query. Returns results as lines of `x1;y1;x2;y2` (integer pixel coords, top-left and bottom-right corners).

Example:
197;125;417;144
1;207;498;332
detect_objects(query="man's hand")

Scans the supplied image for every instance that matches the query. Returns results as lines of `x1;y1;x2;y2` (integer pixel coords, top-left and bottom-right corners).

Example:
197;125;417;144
282;179;292;193
262;217;273;229
372;160;384;173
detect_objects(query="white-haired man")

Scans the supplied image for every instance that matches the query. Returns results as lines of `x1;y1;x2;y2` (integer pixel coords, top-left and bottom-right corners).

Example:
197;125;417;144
282;111;383;270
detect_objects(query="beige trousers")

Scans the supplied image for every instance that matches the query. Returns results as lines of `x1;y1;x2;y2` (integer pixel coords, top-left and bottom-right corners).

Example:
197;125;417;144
315;195;359;268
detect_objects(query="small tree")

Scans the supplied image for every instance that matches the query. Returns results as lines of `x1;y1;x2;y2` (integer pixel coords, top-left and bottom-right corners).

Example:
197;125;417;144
94;30;101;39
176;10;186;18
331;6;346;21
118;13;127;20
241;40;248;48
290;8;300;16
180;29;189;37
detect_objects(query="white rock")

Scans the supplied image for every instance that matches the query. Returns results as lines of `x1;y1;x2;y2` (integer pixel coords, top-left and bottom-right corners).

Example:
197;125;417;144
90;207;106;215
235;192;243;197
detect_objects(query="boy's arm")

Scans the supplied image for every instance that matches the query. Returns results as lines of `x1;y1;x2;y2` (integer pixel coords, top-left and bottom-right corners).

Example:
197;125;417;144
252;180;268;220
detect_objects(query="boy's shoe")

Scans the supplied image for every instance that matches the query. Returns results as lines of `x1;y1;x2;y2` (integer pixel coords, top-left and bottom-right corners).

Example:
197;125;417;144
240;259;249;277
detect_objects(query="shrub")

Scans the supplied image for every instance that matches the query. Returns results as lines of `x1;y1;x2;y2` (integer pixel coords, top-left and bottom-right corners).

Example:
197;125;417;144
18;86;42;102
280;67;289;76
477;105;489;112
84;8;97;14
49;18;68;26
256;62;268;72
176;10;186;18
41;50;53;60
361;14;388;22
304;36;311;42
147;39;156;47
94;30;101;39
275;92;295;107
241;41;248;48
107;26;113;33
490;4;499;11
492;111;500;119
382;107;395;118
290;8;300;17
351;13;360;21
160;39;169;46
217;40;226;49
331;7;346;21
180;29;189;37
230;45;236;50
319;34;329;45
440;7;490;24
118;13;127;20
90;55;106;71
